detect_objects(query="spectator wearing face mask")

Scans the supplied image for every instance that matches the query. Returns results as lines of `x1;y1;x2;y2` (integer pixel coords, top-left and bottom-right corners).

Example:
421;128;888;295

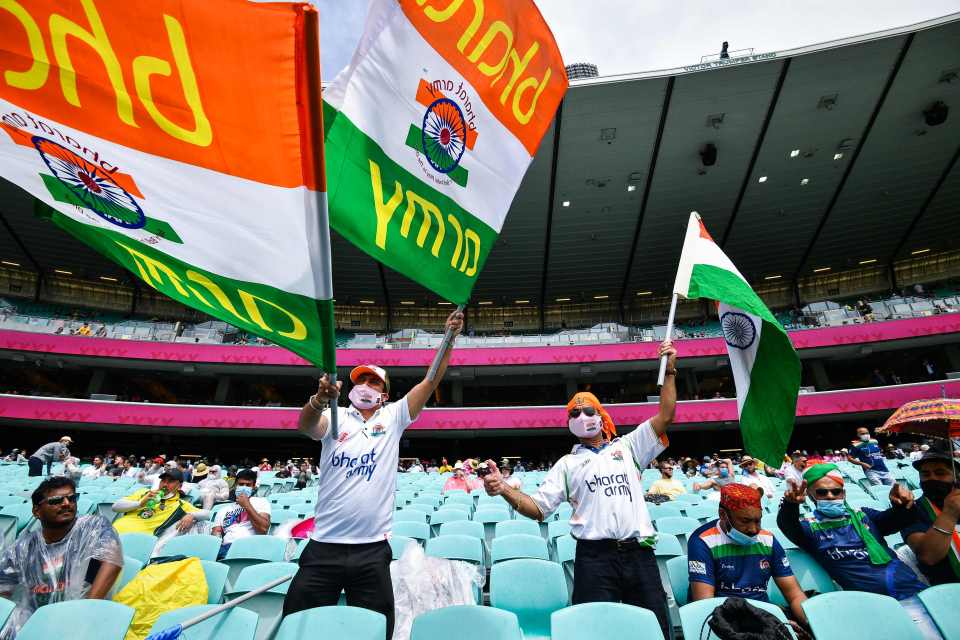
688;484;807;626
900;449;960;586
212;469;270;560
196;464;230;510
647;461;686;499
848;427;894;486
693;458;735;492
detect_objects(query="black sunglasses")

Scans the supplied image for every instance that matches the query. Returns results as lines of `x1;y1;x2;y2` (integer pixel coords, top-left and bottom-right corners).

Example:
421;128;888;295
42;493;79;507
813;487;845;498
568;406;597;419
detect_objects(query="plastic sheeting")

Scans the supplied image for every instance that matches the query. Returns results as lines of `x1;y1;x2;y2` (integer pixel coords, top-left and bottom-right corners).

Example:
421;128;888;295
391;543;484;640
0;514;124;640
151;520;213;559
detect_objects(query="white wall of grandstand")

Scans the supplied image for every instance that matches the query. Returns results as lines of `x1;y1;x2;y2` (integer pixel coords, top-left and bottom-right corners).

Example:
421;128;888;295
0;249;958;347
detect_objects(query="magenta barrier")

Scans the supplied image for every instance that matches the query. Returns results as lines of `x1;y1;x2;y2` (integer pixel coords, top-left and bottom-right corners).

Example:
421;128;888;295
3;380;957;432
1;313;958;367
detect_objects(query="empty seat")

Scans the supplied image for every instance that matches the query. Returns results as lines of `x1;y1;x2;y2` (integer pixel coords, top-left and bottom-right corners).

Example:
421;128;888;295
395;510;429;524
426;535;484;603
654;517;700;548
119;532;157;565
389;535;416;560
684;503;717;523
680;597;792;640
111;555;143;596
222;536;289;588
411;605;521;640
429;509;469;537
276;606;386;640
226;562;298;640
17;600;135;640
438;520;484;540
784;549;837;594
495;520;541;539
201;559;230;604
665;555;689;607
917;584;960;640
552;602;665;640
802;592;921;640
490;559;568;640
158;534;222;561
393;521;430;544
148;604;258;640
491;534;549;563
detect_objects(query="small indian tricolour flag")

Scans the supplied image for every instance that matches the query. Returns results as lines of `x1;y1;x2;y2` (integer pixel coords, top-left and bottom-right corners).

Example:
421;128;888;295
673;213;800;466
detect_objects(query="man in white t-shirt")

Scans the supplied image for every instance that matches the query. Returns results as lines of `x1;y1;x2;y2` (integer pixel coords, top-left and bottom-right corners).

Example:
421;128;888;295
212;468;270;560
737;456;774;497
483;339;678;638
282;311;462;638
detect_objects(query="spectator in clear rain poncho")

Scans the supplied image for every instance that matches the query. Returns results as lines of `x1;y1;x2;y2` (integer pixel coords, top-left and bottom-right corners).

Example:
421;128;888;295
0;477;122;639
196;464;230;510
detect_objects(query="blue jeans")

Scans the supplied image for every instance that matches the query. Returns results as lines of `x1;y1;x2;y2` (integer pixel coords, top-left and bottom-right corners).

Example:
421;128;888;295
866;469;894;486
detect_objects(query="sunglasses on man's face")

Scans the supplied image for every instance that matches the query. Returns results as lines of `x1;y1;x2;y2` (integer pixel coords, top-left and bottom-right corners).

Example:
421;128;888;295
813;487;845;498
568;406;597;419
42;493;79;507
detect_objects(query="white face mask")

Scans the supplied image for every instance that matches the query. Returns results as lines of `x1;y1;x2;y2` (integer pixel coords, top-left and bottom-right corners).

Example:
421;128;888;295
859;434;871;442
349;383;382;410
569;413;603;439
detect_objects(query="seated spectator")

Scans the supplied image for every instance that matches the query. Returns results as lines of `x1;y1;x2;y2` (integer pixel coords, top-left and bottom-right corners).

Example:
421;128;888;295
121;458;139;478
908;444;925;462
407;459;424;473
0;477;122;637
694;458;735;492
738;456;774;496
81;456;108;480
513;459;526;473
295;462;313;490
647;461;686;499
77;322;91;336
901;449;960;586
258;458;272;471
212;469;270;560
778;463;934;631
112;468;209;536
437;457;453;473
779;451;806;488
689;484;807;625
426;460;439;473
857;299;875;321
442;461;481;494
500;462;521;490
196;463;230;510
62;456;83;482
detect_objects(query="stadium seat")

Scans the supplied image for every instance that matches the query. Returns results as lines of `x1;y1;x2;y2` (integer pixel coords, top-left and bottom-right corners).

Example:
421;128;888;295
275;606;386;640
495;519;542;538
555;535;576;597
0;597;12;630
438;520;484;540
547;520;571;543
404;503;435;516
425;535;484;603
651;503;685;519
491;534;549;563
389;535;416;560
917;584;960;640
16;600;135;640
553;504;573;521
411;605;521;640
552;602;665;640
665;555;689;606
292;538;309;560
395;509;428;523
222;536;289;588
683;503;717;522
654;517;699;548
490;559;569;640
111;555;143;597
157;533;222;561
784;549;837;594
393;521;430;544
148;604;258;640
0;495;25;507
679;597;793;640
226;562;299;640
802;592;921;640
676;494;702;504
429;509;469;537
119;532;157;564
0;503;34;536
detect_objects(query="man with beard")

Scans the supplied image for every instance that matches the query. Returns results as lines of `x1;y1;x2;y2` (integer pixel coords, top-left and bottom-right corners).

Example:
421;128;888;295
212;468;271;560
901;448;960;585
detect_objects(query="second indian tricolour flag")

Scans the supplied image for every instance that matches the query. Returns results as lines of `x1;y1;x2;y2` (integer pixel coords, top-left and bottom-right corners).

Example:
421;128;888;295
0;1;335;371
323;0;568;304
673;213;801;465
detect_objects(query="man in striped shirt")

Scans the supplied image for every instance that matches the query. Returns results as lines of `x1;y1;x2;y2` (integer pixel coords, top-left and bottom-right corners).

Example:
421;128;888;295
688;483;808;625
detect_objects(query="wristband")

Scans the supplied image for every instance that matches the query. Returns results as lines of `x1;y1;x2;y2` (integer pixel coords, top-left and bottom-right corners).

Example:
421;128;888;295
932;525;953;536
308;394;328;412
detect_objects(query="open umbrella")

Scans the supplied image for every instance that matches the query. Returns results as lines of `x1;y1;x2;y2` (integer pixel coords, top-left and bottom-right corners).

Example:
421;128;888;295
876;396;960;439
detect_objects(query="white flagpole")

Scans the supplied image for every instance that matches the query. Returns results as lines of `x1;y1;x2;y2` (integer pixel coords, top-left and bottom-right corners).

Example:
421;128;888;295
657;293;679;387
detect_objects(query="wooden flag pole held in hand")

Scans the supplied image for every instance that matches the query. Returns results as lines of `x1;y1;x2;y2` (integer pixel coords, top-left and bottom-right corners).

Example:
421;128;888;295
657;293;679;387
426;305;465;382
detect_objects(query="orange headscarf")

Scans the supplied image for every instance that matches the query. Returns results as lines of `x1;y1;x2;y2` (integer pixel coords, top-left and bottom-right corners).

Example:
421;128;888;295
566;392;617;440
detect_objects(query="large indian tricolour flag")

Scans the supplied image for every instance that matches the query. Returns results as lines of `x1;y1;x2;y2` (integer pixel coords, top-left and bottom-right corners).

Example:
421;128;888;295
0;0;336;371
323;0;567;304
673;213;800;466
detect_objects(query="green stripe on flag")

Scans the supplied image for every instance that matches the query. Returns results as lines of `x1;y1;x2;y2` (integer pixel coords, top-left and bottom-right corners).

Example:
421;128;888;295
324;102;494;305
403;124;469;188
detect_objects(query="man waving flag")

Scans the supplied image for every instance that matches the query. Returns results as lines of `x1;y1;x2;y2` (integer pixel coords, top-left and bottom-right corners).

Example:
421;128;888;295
0;1;336;371
323;0;568;304
673;213;801;465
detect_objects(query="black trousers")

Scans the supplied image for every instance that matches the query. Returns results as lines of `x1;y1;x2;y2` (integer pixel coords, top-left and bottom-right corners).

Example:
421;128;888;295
282;539;394;639
572;540;670;638
27;457;44;477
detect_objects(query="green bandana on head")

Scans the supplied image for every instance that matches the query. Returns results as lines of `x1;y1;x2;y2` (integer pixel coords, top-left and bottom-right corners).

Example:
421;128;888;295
803;463;891;565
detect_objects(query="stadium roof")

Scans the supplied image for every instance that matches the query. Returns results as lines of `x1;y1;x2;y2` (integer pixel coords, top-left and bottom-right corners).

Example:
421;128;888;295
1;12;959;307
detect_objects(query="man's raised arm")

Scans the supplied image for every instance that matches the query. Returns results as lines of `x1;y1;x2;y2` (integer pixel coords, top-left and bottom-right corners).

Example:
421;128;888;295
405;311;464;419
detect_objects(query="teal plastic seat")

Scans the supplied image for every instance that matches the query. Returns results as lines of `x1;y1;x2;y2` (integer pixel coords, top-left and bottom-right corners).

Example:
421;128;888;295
395;509;429;523
405;503;435;515
676;493;702;503
390;535;416;560
411;605;521;640
683;503;717;522
443;493;476;510
802;592;921;640
111;555;143;596
495;520;541;538
439;520;484;539
222;535;288;589
552;602;665;640
665;555;689;606
429;509;469;537
491;534;549;563
680;597;793;640
200;560;230;604
393;521;430;544
652;503;685;518
426;535;484;603
0;597;14;630
158;534;221;561
546;520;571;543
784;549;837;594
0;503;34;534
0;496;25;507
119;532;157;565
276;605;385;640
918;584;960;640
227;562;299;640
553;504;573;521
490;559;569;640
654;516;700;548
555;535;576;598
292;538;309;560
148;604;258;640
17;600;135;640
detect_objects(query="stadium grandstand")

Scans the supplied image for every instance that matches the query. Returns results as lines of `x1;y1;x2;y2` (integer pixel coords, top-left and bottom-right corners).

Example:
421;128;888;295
0;6;959;640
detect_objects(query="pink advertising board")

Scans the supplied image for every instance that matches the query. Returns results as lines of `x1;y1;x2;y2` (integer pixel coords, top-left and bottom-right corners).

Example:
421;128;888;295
1;313;958;368
3;380;957;432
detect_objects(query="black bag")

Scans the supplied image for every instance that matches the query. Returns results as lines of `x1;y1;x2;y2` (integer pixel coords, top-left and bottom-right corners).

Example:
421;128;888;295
700;597;794;640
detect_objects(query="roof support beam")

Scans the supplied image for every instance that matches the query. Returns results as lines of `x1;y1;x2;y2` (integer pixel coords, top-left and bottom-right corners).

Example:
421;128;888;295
0;209;44;275
377;263;392;333
538;101;564;331
792;33;914;280
888;142;960;262
618;77;674;307
719;58;792;247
